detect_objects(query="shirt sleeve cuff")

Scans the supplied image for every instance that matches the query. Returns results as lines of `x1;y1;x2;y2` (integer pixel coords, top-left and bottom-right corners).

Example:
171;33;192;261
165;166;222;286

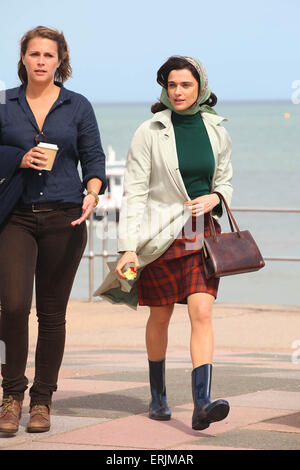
83;173;107;194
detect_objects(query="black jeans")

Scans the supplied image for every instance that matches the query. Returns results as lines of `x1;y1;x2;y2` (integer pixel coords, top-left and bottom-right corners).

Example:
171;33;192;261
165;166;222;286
0;205;87;405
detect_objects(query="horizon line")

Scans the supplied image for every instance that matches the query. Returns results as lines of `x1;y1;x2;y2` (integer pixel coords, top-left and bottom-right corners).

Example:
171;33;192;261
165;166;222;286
91;99;294;105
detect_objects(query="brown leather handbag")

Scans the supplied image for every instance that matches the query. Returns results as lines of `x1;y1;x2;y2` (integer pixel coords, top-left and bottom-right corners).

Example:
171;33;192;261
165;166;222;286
202;192;265;279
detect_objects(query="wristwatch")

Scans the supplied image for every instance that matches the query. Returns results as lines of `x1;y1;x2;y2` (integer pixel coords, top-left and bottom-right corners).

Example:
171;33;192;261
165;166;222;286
87;191;99;207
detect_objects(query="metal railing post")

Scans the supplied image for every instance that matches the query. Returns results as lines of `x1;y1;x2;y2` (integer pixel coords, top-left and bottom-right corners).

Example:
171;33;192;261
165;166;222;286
102;209;109;281
88;212;94;302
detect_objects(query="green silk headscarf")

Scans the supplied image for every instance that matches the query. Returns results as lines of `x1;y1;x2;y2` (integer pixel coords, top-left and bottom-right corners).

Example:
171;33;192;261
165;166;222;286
159;56;218;115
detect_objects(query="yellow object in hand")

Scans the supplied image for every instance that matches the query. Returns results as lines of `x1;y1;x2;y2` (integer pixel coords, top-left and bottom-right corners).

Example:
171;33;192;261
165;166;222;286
123;267;137;280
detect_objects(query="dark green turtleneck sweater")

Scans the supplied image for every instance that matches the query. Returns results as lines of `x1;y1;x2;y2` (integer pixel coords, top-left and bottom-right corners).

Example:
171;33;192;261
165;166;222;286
171;111;215;200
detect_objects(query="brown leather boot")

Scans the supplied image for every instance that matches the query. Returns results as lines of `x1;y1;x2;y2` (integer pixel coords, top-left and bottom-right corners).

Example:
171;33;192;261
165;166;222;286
26;404;51;433
0;395;23;434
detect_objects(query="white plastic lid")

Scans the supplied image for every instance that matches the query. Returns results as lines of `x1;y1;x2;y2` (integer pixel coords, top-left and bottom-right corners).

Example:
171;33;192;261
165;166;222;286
37;142;58;150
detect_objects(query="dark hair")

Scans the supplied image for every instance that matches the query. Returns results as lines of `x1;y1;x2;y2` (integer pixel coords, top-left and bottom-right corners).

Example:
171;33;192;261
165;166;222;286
151;56;217;113
18;25;72;84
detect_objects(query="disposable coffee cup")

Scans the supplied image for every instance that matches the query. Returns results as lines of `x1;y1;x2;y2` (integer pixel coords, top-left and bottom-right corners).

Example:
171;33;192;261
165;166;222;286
37;143;59;171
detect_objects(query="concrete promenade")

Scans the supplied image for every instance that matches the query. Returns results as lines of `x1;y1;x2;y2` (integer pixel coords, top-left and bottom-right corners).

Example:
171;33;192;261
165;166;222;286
0;299;300;451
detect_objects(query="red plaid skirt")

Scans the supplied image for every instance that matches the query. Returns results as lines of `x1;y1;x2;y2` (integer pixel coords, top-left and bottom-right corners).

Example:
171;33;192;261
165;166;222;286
137;213;221;306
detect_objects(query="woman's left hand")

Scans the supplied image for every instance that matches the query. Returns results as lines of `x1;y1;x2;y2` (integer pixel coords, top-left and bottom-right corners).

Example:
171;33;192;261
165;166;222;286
184;193;220;216
71;194;97;226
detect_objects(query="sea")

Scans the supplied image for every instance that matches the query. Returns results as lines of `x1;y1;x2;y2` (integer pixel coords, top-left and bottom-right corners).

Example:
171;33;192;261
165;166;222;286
70;101;300;306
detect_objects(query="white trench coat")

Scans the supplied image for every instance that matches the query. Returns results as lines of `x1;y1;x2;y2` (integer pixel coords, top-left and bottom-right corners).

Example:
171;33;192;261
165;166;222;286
94;109;233;308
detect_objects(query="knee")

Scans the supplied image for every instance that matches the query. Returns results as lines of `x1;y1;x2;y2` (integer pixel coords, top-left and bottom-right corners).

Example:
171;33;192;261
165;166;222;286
36;310;66;330
0;298;31;324
191;306;212;328
148;305;173;329
155;315;171;329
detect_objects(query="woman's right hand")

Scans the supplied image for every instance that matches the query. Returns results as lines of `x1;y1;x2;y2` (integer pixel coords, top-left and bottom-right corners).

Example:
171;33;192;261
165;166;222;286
20;147;48;170
115;251;140;280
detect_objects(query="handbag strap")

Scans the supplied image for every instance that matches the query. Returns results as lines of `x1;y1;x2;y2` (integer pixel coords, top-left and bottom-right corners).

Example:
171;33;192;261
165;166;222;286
209;192;242;241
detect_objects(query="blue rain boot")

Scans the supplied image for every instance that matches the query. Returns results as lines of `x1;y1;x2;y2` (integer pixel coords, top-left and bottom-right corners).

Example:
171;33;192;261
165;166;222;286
148;359;171;420
192;363;230;430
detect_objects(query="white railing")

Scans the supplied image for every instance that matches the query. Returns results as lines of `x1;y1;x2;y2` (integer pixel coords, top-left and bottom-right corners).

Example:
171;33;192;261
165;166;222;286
82;207;300;301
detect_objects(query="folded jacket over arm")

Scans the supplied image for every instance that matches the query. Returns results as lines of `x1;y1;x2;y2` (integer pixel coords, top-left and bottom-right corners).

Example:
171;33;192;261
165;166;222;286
0;145;25;225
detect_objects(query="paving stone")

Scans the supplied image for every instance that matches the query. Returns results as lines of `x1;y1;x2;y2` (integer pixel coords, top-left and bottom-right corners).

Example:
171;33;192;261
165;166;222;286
51;390;149;419
169;444;255;450
190;429;300;450
246;411;300;434
227;390;300;410
0;415;106;450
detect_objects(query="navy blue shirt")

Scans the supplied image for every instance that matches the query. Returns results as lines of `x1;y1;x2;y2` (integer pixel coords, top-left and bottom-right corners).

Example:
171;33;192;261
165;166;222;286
0;82;107;204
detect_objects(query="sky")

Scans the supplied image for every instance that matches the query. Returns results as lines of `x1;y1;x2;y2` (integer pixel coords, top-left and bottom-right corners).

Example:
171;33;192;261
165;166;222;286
0;0;299;102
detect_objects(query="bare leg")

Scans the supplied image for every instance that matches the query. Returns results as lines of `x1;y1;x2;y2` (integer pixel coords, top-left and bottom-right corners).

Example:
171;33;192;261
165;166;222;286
187;292;229;429
146;304;174;420
145;304;174;362
187;292;215;368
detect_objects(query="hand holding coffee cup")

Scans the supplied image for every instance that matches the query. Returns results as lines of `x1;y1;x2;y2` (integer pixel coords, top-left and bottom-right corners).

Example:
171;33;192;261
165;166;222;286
20;146;48;170
20;143;58;171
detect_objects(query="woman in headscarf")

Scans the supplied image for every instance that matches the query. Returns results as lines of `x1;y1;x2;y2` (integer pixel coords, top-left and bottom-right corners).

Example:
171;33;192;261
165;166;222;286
96;56;233;430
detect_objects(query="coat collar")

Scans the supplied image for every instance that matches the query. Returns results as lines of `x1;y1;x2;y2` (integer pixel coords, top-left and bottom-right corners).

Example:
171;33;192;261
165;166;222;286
150;108;227;201
151;108;227;128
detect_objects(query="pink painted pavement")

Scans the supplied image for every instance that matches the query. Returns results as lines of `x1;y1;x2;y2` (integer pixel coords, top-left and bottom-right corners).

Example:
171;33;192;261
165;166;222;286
1;300;299;451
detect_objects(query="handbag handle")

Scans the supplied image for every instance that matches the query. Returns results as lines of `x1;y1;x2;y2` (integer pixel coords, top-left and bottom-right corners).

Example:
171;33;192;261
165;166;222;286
209;192;242;241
